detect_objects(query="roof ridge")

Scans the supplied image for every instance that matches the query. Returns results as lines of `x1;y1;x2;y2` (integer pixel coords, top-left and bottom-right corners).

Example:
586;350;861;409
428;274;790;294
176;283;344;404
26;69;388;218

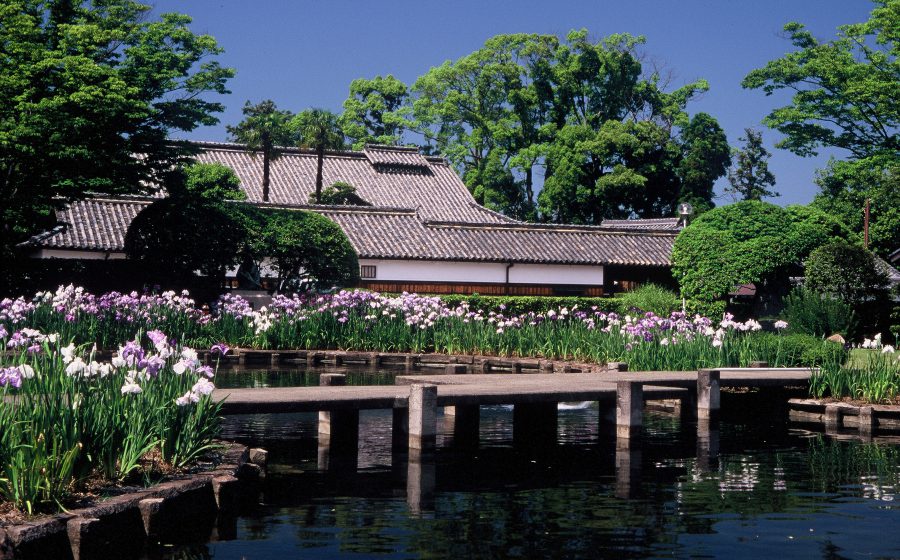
248;201;418;216
422;219;679;237
363;144;420;153
183;139;369;159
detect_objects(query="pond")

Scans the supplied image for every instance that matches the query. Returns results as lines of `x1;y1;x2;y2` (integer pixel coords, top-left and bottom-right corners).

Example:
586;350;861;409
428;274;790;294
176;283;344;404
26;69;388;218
142;371;900;559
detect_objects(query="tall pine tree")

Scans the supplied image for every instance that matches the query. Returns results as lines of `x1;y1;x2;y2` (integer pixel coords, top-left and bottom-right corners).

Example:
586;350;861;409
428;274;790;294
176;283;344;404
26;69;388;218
726;129;778;201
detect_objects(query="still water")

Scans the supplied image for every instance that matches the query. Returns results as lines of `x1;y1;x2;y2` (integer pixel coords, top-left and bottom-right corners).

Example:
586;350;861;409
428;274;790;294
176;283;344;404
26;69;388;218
148;371;900;559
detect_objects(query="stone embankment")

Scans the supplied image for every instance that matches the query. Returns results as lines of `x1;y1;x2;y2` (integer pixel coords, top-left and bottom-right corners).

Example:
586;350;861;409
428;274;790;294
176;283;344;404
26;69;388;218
0;443;268;560
789;399;900;436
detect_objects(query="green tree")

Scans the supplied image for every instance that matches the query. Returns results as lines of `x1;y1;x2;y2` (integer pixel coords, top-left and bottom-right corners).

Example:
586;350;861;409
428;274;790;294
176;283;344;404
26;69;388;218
0;0;233;258
413;33;559;220
726;129;778;201
124;168;247;286
179;163;245;201
805;241;890;306
678;113;733;213
226;100;295;202
310;182;370;206
743;0;899;254
810;156;899;257
340;75;412;150
672;201;855;316
259;210;360;291
293;109;345;203
412;31;729;222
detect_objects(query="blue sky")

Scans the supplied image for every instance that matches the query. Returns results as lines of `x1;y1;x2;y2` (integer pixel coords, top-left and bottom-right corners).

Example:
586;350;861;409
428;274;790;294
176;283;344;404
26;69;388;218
150;0;875;206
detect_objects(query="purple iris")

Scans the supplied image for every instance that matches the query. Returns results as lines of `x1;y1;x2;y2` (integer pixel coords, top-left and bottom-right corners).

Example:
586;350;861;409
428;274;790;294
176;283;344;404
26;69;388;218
0;367;22;389
210;343;230;356
146;330;168;348
139;355;165;377
121;340;145;363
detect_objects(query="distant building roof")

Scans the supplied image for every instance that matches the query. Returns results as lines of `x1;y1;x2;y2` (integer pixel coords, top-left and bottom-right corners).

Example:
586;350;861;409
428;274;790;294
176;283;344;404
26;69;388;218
29;200;675;267
889;248;900;265
34;198;151;252
190;141;510;224
599;218;682;231
875;255;900;286
25;142;679;267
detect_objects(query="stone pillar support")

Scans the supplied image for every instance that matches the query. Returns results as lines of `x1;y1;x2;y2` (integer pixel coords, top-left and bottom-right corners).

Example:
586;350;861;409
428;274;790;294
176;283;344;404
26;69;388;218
616;381;643;439
697;370;720;421
408;384;437;452
317;373;358;471
858;406;875;438
824;404;842;431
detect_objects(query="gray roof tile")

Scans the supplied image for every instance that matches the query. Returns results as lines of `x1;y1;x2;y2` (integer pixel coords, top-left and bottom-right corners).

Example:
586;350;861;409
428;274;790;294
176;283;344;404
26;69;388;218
191;142;509;224
30;143;677;267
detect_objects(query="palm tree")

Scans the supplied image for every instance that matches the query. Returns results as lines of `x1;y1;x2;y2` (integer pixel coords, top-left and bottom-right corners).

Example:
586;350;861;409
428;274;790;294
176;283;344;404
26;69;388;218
293;109;345;203
226;100;295;202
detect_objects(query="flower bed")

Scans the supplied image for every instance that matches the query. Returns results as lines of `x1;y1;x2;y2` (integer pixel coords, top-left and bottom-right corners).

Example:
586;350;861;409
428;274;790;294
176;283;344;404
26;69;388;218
1;286;845;372
0;325;224;514
810;338;900;403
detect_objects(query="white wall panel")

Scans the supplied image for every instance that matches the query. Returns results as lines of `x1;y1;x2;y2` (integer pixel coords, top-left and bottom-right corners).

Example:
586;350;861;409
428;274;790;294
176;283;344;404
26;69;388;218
359;259;603;286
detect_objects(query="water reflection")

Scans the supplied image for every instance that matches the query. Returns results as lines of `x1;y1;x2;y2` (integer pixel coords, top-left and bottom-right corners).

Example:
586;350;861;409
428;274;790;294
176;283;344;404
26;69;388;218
143;371;900;559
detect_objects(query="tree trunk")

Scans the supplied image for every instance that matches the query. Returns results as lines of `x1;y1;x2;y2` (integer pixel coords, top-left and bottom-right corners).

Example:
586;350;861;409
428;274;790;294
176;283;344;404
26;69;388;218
315;146;325;203
262;150;271;202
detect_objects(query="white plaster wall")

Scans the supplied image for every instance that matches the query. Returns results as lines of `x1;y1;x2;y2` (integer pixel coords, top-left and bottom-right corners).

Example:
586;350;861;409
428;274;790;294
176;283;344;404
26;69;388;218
360;259;603;286
361;259;507;283
37;249;126;260
508;263;603;285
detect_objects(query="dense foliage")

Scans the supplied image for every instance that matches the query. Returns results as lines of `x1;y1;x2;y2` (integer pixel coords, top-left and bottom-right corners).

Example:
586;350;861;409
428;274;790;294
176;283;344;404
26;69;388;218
804;242;890;306
251;209;360;291
124;198;246;287
127;201;359;292
0;0;233;258
726;129;778;201
672;201;855;316
340;75;412;150
810;157;899;259
0;326;223;513
311;182;371;206
125;164;249;287
410;31;730;221
744;0;899;257
782;286;854;338
226;100;295;202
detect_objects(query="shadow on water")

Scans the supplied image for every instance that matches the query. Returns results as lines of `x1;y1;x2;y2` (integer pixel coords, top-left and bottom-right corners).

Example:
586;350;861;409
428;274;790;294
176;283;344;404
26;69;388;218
140;372;900;559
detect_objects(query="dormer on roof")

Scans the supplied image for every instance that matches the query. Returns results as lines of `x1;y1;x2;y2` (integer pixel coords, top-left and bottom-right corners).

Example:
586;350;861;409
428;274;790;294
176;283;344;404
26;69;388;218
363;144;431;173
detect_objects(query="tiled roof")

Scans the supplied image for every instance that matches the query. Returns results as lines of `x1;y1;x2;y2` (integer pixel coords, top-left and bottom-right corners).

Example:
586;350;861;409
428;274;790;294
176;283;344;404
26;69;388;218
363;145;430;168
26;142;678;267
875;256;900;285
190;142;509;224
318;208;675;266
37;198;152;252
600;218;682;231
31;200;675;267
